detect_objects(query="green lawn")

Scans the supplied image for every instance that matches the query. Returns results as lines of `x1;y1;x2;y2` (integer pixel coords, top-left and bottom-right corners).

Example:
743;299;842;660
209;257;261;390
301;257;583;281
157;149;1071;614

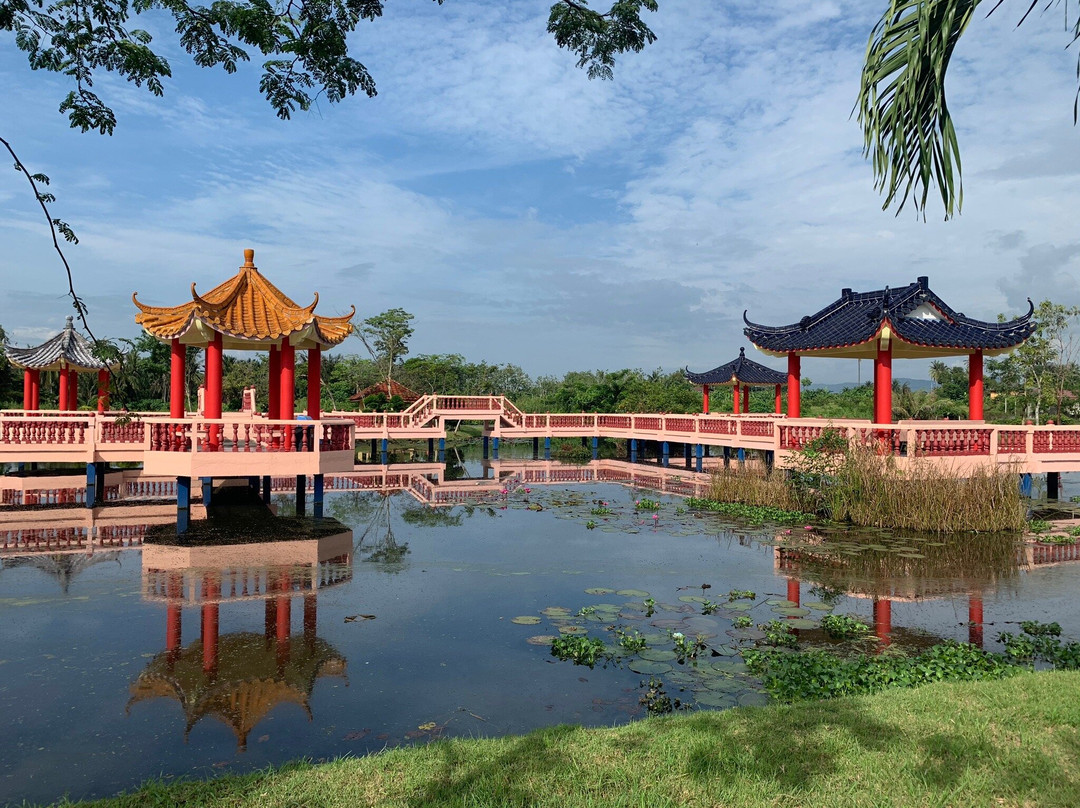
62;671;1080;808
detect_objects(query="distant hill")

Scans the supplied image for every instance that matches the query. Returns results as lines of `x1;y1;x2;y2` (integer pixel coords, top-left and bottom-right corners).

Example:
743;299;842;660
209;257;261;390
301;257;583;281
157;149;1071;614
811;378;933;393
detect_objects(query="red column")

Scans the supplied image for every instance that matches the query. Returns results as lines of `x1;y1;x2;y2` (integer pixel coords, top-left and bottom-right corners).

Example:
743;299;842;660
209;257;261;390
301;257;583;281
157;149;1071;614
205;333;223;449
22;369;32;410
66;369;78;411
307;348;321;419
268;345;281;419
774;384;781;414
968;350;984;420
58;366;70;411
874;341;892;425
968;595;984;648
202;575;220;674
873;598;892;648
169;338;186;418
742;384;750;414
30;370;39;410
732;383;741;415
279;343;296;421
702;385;710;415
96;369;109;413
787;354;801;418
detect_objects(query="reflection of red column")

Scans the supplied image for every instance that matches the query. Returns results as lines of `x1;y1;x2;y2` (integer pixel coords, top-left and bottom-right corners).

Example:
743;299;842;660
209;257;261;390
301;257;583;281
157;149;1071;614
96;369;109;413
774;384;781;414
702;385;709;415
202;575;220;673
307;349;321;420
733;383;741;415
264;596;277;640
276;573;292;667
787;354;800;418
968;595;984;648
166;572;183;661
786;578;800;607
742;385;750;414
873;598;892;648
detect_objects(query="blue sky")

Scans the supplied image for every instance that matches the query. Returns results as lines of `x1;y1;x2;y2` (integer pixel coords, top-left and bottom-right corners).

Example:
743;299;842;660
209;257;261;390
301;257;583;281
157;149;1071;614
2;0;1080;383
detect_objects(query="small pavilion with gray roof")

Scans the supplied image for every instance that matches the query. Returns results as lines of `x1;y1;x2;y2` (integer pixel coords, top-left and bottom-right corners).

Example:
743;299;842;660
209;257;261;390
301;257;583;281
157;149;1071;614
5;316;118;412
685;347;788;414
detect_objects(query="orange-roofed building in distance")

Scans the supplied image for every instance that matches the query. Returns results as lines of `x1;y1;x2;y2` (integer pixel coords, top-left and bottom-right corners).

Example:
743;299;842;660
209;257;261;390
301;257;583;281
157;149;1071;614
133;248;355;428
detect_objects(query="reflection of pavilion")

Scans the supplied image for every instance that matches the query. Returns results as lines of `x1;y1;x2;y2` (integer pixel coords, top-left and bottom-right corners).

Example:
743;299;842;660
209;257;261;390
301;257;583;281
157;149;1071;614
774;534;1025;648
129;532;352;750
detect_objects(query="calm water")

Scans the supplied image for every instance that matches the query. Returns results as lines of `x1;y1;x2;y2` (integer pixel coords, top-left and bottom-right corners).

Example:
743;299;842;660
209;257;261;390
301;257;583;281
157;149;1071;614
1;458;1079;806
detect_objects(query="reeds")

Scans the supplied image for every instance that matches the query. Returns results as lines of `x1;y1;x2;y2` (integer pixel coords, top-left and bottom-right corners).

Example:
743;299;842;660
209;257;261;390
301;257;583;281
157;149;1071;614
706;466;801;512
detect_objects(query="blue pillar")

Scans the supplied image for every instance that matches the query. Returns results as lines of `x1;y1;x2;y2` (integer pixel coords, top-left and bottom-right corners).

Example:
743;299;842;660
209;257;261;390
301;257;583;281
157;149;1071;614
296;474;306;516
380;438;388;465
369;438;377;459
544;436;551;460
1047;471;1060;501
438;437;446;463
492;437;500;459
261;475;272;505
765;450;775;472
684;443;692;469
177;476;191;535
1019;473;1033;498
696;444;704;473
737;448;746;465
428;437;435;459
723;446;731;468
248;475;259;490
592;436;599;460
533;437;539;459
482;436;490;459
662;441;670;468
313;474;324;520
201;477;213;507
85;462;98;509
630;439;638;463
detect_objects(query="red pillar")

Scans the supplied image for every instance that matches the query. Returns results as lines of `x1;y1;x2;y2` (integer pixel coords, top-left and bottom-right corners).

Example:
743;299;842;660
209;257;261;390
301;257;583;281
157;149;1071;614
874;341;892;425
742;384;750;414
169;338;186;418
66;369;78;411
22;369;32;410
732;383;741;415
774;384;782;414
205;333;223;449
702;385;710;415
968;350;984;421
30;369;39;410
58;366;70;411
96;369;109;413
268;345;281;419
873;598;892;648
202;575;220;674
968;595;984;648
279;343;295;421
307;348;321;419
786;578;800;607
787;354;801;418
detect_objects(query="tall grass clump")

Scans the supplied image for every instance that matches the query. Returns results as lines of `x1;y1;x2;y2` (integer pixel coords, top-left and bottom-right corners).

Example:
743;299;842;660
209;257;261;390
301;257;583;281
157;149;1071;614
790;431;1025;533
706;465;801;512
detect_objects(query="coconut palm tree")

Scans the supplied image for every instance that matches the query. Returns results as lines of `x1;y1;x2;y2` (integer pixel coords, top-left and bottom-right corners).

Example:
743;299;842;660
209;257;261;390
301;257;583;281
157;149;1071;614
858;1;1080;219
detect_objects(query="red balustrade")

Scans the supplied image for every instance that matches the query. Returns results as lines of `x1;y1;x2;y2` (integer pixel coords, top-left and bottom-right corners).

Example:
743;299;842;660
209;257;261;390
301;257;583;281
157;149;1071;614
1034;430;1080;454
997;430;1028;453
524;415;548;429
634;417;662;431
550;415;595;429
699;418;737;435
99;420;144;444
780;425;829;450
664;417;696;433
912;427;991;456
597;415;632;429
1;417;90;446
740;420;775;438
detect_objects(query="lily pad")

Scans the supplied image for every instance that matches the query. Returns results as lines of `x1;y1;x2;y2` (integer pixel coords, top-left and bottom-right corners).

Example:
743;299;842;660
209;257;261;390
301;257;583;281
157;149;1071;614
617;589;651;598
784;618;819;629
511;616;541;625
773;607;811;617
628;659;673;675
722;602;752;612
803;602;834;611
558;625;587;635
737;691;770;707
638;648;677;662
526;635;556;646
541;607;572;618
584;587;616;595
765;599;797;607
694;691;736;708
679;595;708;604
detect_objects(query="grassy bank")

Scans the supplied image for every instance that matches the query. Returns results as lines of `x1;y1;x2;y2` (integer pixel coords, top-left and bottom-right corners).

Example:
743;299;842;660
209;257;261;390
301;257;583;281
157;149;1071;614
62;671;1080;808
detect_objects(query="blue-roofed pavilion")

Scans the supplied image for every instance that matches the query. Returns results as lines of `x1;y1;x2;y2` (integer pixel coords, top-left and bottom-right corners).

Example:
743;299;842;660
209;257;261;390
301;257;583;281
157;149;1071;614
685;348;787;414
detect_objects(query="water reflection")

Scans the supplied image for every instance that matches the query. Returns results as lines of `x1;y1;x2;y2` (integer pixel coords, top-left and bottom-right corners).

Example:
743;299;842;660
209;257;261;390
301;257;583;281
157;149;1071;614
129;533;353;750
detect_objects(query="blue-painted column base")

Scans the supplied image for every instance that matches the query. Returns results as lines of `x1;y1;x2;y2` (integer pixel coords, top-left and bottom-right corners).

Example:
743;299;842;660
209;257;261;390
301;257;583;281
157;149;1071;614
482;436;490;459
438;438;446;463
630;439;638;464
492;437;500;460
544;437;551;461
662;441;670;468
1019;473;1033;498
533;437;539;460
313;474;324;520
592;436;599;460
177;476;191;535
723;446;731;468
85;462;98;509
296;474;307;517
261;475;272;505
737;448;746;466
201;477;213;507
380;438;388;466
695;444;704;474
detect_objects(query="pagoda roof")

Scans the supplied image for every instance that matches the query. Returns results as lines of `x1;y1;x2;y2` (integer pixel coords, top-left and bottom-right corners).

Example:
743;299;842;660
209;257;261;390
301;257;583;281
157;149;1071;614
133;249;355;350
349;378;422;403
685;347;787;387
5;317;119;372
743;277;1036;359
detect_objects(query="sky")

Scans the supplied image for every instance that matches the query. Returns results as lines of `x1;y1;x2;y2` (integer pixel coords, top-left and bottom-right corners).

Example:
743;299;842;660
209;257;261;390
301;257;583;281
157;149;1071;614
2;0;1080;384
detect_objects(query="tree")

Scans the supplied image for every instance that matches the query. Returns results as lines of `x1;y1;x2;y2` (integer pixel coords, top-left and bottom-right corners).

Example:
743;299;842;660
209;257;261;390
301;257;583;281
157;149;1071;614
354;308;414;385
858;1;1080;219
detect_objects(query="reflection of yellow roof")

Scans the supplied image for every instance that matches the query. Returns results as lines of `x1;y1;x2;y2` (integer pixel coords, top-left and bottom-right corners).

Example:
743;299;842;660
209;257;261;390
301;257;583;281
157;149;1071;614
133;249;354;349
127;632;346;750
